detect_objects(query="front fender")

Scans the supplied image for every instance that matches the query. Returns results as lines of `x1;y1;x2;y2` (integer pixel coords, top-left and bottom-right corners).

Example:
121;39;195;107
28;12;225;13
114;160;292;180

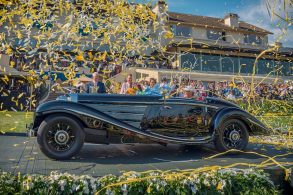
34;100;141;131
211;107;271;135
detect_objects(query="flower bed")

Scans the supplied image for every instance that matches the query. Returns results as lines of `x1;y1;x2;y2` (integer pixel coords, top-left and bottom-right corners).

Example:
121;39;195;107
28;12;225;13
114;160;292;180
0;169;278;194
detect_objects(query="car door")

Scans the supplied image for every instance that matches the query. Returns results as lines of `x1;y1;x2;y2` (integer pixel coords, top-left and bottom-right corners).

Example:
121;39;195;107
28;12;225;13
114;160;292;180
148;104;208;138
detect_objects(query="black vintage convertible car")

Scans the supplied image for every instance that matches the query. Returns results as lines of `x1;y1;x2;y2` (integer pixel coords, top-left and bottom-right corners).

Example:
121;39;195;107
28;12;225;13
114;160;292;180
28;94;270;160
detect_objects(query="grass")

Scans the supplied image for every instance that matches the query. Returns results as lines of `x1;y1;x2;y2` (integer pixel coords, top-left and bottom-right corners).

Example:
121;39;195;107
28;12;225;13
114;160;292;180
0;111;291;134
0;111;33;134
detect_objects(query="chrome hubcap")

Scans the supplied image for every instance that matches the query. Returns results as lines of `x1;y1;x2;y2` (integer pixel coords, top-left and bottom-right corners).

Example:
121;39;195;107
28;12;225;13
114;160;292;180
54;130;69;145
47;122;75;152
229;130;240;142
223;123;243;149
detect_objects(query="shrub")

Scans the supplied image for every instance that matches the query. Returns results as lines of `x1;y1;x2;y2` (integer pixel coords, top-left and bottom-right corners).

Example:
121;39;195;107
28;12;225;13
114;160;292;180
0;169;278;194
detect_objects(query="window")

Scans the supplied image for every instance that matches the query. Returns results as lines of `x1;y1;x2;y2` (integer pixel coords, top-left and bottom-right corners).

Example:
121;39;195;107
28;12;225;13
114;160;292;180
181;53;201;71
257;59;274;75
136;73;149;80
274;61;292;76
201;54;221;72
221;56;239;73
239;57;256;74
180;52;293;76
171;25;192;37
207;30;226;41
244;34;262;45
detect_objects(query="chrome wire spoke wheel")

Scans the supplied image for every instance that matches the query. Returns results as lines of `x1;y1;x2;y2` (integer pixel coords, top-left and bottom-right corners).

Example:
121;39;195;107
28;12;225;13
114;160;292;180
223;123;243;149
214;118;249;152
38;115;85;160
46;122;75;152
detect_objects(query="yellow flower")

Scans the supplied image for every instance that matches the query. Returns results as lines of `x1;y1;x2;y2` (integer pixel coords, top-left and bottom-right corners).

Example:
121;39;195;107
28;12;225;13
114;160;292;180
126;88;136;95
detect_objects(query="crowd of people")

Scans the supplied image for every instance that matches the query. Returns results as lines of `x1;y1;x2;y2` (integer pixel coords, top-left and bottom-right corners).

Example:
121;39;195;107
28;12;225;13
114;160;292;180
7;52;292;101
214;81;293;100
76;72;293;101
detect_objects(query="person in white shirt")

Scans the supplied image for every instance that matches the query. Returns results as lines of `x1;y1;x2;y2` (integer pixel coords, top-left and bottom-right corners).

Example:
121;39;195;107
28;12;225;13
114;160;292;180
159;77;168;88
183;86;194;98
120;74;133;94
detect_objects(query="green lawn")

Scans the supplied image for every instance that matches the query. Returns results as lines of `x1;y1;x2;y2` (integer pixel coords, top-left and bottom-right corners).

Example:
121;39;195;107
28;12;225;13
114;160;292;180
0;111;33;134
0;111;291;134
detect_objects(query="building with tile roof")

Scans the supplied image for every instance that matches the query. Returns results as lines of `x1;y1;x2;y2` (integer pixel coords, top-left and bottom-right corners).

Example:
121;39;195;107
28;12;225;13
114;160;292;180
133;0;292;83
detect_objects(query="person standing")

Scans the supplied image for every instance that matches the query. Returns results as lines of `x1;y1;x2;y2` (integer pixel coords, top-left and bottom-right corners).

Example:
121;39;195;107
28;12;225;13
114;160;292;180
170;78;179;97
183;86;194;98
120;74;133;94
149;78;157;89
159;77;168;88
86;72;106;93
142;78;161;96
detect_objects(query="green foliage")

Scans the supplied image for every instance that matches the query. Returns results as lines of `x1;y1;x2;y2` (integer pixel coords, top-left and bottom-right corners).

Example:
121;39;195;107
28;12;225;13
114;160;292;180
236;99;293;116
234;99;292;133
0;169;278;195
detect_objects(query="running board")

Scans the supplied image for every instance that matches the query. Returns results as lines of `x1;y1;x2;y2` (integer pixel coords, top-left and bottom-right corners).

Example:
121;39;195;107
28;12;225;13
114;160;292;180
146;130;213;144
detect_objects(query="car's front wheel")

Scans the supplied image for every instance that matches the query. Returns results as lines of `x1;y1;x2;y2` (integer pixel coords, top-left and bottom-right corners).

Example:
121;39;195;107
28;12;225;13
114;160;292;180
37;115;85;160
214;119;249;152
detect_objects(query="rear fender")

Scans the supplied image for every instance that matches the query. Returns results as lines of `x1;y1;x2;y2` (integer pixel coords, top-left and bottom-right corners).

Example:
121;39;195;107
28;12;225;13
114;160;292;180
211;107;271;135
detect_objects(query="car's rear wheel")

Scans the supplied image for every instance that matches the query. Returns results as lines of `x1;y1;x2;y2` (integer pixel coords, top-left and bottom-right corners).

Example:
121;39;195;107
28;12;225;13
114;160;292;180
37;115;85;160
214;119;249;152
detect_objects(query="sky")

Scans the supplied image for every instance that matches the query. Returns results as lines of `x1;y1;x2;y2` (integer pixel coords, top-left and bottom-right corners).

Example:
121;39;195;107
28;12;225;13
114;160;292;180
133;0;293;48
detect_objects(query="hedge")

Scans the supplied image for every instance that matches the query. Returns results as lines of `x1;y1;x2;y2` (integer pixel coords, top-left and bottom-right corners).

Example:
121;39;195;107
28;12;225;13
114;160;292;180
0;169;278;195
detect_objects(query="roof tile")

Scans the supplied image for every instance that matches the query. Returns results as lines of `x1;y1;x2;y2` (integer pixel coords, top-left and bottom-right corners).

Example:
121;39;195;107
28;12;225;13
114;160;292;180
168;12;273;34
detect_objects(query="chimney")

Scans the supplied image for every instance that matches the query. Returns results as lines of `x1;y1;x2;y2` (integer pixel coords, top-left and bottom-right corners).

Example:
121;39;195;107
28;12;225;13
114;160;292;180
152;0;167;15
152;0;168;24
224;13;239;28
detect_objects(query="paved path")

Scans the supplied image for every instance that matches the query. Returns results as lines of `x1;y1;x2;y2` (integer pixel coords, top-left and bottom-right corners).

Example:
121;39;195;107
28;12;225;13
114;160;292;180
0;136;292;177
